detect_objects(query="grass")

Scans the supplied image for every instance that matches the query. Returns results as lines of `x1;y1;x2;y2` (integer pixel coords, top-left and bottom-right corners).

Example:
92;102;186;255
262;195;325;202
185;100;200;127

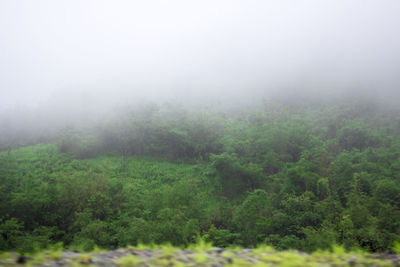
116;254;144;266
0;242;397;266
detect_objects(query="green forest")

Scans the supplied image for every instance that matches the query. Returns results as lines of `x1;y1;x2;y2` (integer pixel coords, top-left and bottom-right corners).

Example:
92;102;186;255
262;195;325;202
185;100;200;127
1;98;400;254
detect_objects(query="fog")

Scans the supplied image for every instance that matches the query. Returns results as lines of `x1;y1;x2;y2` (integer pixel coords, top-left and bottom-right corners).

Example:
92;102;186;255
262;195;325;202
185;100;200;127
1;0;399;110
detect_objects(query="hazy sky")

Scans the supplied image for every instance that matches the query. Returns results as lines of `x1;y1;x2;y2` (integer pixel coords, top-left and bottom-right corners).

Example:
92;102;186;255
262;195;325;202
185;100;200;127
1;0;400;108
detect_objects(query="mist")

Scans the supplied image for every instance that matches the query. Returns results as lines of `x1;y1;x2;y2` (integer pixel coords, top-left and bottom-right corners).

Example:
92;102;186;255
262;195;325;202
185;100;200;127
1;0;400;148
1;0;399;108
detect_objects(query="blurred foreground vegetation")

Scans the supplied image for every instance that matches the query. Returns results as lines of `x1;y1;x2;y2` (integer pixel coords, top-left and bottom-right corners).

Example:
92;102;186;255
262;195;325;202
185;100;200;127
1;242;399;266
0;98;399;253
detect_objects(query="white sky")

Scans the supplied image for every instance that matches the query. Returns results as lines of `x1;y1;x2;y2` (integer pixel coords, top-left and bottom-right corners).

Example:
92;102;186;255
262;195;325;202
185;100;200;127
0;0;399;108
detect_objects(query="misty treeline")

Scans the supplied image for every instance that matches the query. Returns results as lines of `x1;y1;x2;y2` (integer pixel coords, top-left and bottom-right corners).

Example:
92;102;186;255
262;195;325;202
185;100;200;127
0;96;400;253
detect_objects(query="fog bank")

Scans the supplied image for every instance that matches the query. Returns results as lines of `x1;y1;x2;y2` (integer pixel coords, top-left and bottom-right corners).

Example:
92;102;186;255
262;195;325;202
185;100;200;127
0;0;399;110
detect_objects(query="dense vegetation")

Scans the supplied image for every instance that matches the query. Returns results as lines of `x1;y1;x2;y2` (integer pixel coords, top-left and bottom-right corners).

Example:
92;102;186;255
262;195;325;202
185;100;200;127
1;98;399;253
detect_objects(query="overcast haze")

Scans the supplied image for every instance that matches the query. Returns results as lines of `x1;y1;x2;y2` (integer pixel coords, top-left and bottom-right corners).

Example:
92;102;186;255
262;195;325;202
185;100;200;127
1;0;400;109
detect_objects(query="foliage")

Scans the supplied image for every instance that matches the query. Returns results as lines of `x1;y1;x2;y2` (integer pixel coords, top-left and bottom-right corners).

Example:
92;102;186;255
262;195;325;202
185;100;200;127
0;100;400;253
0;243;395;266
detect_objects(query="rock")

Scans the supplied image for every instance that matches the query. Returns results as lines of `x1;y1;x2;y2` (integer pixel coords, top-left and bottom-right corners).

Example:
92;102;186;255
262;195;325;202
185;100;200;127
347;255;357;266
225;257;233;264
62;251;80;259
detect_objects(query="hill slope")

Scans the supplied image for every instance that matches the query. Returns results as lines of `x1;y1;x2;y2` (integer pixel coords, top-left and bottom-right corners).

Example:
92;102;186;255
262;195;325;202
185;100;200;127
1;101;400;253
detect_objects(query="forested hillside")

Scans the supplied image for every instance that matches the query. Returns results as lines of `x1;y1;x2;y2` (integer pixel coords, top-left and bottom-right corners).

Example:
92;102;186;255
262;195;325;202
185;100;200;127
1;99;400;253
